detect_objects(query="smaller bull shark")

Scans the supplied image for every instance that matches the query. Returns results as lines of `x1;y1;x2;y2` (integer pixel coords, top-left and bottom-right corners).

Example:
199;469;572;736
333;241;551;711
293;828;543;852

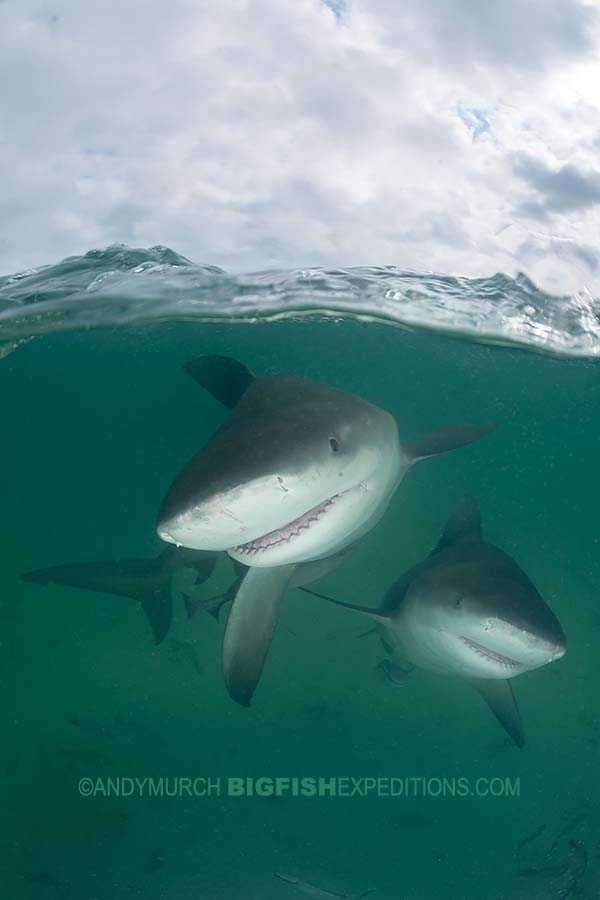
324;497;566;747
20;546;218;644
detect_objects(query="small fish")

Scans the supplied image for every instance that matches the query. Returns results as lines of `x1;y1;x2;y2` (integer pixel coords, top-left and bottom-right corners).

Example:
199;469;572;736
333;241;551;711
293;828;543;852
567;839;588;882
517;824;546;850
518;864;569;878
375;658;412;686
274;872;375;899
167;638;204;675
25;870;73;897
551;813;589;850
554;840;589;900
70;713;117;741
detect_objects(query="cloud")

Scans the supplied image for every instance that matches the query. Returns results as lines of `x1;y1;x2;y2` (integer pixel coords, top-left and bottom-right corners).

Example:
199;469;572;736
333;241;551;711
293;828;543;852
320;0;345;21
456;106;491;143
513;153;600;215
0;0;600;294
364;0;597;75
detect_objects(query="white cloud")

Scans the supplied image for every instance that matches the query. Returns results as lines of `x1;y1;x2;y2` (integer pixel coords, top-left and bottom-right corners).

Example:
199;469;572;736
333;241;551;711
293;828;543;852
1;0;599;293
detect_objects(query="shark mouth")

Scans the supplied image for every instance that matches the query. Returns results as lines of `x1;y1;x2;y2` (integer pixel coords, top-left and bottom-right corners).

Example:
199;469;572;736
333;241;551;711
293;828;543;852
458;634;525;671
232;494;340;555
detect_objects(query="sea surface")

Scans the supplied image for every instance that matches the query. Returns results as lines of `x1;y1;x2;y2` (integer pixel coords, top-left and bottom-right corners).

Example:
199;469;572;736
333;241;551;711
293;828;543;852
1;246;599;899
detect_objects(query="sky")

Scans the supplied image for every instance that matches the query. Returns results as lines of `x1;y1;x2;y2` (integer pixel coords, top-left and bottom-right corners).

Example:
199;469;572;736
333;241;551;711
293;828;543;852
1;0;600;293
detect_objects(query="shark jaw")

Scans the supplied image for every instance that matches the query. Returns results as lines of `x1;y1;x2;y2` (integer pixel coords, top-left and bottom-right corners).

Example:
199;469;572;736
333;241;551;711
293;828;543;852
225;481;388;567
157;473;398;567
455;633;526;673
432;623;567;679
231;493;340;556
160;470;399;569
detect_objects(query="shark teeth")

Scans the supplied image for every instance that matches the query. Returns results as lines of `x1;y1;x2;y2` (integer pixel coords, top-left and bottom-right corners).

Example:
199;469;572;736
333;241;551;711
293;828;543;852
233;495;339;555
458;634;524;670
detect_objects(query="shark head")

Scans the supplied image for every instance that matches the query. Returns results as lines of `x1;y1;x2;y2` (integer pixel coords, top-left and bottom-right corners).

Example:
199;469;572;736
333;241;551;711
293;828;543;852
401;557;567;679
157;375;403;567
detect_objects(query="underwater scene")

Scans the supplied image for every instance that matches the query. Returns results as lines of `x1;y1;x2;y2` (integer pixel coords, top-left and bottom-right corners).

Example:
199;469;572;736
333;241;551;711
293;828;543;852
1;246;599;900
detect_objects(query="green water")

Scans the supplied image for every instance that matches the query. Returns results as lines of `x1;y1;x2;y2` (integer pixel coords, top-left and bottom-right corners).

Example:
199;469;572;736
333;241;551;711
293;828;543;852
1;318;598;899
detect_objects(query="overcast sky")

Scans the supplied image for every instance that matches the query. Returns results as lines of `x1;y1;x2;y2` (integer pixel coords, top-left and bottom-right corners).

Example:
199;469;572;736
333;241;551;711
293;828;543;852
1;0;600;293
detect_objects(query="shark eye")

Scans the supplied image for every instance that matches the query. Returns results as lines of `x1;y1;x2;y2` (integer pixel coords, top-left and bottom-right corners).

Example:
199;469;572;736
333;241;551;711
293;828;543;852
329;437;340;452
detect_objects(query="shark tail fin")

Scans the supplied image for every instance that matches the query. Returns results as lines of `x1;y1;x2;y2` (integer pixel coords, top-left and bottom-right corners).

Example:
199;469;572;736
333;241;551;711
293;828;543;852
403;422;497;463
20;557;173;645
138;588;173;645
469;678;525;748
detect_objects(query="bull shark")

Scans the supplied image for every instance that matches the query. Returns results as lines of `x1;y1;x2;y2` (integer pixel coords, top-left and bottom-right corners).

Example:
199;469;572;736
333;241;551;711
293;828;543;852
156;355;496;706
20;546;218;644
323;497;567;746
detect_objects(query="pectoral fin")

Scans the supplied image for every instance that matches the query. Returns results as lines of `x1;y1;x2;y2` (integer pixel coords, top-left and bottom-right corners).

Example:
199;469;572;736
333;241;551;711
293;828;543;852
404;422;497;462
470;678;525;748
222;565;296;706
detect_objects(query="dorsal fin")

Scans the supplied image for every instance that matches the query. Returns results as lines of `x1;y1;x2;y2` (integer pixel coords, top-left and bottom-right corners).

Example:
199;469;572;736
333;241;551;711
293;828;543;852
184;355;255;408
433;496;482;553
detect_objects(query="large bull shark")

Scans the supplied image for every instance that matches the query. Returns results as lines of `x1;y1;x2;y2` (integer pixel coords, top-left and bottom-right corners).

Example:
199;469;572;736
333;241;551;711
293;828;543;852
157;355;496;706
323;497;567;746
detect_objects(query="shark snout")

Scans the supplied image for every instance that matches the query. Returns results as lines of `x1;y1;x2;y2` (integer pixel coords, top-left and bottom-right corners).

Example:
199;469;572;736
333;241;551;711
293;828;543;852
482;620;566;671
547;640;567;662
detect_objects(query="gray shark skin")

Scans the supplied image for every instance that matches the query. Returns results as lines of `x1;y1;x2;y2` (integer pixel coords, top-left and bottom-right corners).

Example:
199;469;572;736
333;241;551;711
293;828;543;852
324;497;566;747
157;355;496;706
20;546;217;644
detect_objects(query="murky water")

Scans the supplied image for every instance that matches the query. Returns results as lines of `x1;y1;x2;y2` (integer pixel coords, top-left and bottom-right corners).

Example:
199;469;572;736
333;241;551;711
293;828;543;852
1;248;598;899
